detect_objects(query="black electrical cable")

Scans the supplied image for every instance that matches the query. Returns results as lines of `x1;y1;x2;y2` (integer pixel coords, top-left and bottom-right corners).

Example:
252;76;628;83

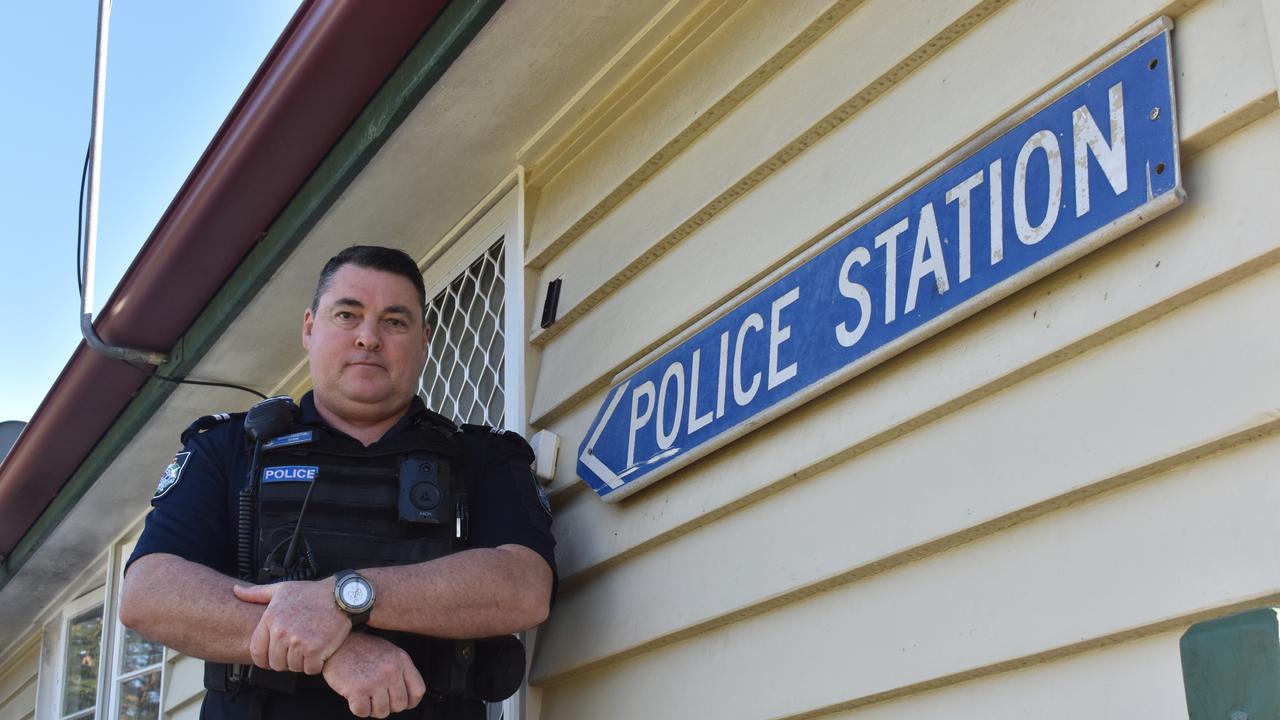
77;142;90;298
122;361;269;401
148;374;269;400
80;136;266;402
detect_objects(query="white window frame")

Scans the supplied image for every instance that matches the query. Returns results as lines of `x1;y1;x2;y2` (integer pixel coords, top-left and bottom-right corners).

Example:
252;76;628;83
417;170;532;720
104;538;167;720
52;588;106;720
35;519;167;720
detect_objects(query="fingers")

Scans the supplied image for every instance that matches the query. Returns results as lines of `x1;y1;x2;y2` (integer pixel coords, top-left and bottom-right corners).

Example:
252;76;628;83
251;616;317;673
319;635;423;719
241;580;351;676
404;665;426;709
268;626;289;672
388;671;409;714
249;618;270;669
286;642;305;674
370;686;392;719
345;689;392;719
348;694;372;718
303;650;326;676
232;584;273;604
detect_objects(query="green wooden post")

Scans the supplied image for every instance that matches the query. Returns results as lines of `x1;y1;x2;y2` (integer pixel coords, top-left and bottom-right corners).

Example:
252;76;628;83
1182;608;1280;720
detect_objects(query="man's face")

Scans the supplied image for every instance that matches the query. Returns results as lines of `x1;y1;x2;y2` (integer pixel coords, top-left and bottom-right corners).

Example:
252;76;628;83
303;264;428;423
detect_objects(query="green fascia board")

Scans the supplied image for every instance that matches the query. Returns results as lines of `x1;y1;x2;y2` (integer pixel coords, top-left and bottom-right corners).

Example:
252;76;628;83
0;0;506;591
1181;607;1280;720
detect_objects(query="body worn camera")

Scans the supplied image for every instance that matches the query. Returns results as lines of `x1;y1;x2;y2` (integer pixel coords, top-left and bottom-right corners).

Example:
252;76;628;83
399;457;445;524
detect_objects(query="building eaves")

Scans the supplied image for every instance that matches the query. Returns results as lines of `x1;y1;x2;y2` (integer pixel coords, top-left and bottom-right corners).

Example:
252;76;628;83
0;0;493;575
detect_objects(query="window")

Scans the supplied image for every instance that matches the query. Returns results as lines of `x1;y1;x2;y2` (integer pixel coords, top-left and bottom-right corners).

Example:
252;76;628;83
105;541;164;720
41;533;169;720
109;628;162;720
58;592;104;720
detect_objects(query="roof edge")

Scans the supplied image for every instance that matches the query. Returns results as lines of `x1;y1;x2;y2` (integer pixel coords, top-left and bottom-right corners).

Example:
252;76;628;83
0;0;505;588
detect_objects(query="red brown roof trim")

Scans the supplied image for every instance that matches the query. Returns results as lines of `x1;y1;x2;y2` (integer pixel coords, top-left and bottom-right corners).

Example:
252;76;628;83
0;0;448;554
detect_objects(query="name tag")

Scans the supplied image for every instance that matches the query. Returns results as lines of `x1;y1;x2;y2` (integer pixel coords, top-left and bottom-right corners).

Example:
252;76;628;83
262;430;315;449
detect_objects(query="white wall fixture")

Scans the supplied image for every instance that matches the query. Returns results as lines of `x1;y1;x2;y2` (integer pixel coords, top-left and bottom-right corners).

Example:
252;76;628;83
530;430;560;485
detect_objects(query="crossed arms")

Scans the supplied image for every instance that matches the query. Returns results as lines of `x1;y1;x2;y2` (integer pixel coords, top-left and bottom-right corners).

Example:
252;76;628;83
120;547;551;718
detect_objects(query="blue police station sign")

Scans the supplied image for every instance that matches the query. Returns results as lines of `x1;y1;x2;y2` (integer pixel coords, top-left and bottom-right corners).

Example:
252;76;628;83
579;21;1184;501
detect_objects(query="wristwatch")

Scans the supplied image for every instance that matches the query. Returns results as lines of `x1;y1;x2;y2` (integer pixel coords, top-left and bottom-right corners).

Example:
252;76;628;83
333;569;375;628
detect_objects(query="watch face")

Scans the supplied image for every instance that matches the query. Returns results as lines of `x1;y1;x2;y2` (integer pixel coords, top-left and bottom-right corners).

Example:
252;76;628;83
340;579;371;609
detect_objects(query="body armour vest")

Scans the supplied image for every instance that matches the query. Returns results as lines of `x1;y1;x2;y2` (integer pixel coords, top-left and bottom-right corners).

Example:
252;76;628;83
202;406;525;707
254;419;464;582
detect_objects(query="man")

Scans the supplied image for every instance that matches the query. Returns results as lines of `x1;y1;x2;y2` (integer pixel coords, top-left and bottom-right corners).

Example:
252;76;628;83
120;246;555;719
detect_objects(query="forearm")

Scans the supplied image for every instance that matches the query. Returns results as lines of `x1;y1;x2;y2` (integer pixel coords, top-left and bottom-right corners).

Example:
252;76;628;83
120;553;262;664
361;545;552;638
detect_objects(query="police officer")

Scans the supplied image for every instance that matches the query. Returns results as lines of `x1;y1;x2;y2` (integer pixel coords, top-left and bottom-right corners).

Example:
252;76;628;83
120;246;556;719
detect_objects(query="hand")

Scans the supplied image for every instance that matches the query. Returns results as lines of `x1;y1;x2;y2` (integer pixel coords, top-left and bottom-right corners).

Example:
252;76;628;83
233;579;350;675
322;633;426;718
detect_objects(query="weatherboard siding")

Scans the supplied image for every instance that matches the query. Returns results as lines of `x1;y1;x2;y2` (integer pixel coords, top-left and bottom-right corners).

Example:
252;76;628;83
162;651;203;720
527;0;1274;426
524;0;1280;717
0;639;38;720
524;0;830;266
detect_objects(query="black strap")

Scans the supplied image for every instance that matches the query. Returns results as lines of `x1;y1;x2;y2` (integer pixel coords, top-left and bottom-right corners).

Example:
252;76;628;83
204;661;328;694
203;661;229;692
425;699;487;720
180;412;237;444
457;425;535;464
456;425;534;493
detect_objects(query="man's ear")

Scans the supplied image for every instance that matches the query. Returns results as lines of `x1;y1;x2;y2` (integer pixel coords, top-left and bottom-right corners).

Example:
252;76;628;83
302;307;315;350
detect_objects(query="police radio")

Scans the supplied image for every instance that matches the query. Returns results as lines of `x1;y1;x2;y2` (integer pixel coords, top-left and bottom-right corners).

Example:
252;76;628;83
240;396;319;585
243;396;298;443
238;397;300;581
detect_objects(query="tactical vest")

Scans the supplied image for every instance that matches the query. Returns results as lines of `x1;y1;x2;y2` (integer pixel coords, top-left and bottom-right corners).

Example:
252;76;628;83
254;418;464;582
203;408;525;707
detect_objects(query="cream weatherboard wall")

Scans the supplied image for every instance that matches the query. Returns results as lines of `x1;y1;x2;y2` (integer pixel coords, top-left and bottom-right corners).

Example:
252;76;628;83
521;0;1280;718
0;529;202;720
0;639;38;720
5;1;1279;718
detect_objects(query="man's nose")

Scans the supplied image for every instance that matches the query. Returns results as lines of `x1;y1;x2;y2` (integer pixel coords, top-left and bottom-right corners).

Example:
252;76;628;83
355;321;382;350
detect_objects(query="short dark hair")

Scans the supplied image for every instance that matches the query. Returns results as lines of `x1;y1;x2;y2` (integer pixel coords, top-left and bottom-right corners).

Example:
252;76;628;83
311;246;427;322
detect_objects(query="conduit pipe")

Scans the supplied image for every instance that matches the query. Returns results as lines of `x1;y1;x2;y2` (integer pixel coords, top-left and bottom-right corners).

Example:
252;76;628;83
80;0;169;366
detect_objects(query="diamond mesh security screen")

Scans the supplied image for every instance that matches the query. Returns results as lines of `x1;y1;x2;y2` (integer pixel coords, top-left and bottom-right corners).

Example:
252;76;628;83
422;238;506;428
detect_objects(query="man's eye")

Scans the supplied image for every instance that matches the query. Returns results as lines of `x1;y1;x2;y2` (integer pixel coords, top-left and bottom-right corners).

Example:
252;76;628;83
334;311;357;322
385;318;408;329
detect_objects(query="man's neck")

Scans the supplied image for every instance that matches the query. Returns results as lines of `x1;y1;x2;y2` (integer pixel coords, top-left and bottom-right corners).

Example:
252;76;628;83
312;396;411;446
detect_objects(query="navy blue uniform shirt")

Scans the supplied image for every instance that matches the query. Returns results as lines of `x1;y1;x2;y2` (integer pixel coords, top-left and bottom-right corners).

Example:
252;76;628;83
128;392;556;719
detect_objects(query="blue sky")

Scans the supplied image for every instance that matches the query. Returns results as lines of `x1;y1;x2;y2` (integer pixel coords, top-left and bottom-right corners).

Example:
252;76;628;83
0;1;300;423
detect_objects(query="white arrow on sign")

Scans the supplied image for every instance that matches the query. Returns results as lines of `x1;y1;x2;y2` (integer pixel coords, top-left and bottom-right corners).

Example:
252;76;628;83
578;381;628;489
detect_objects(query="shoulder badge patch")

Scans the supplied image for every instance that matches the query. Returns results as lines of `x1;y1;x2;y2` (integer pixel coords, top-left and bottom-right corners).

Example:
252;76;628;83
153;451;192;500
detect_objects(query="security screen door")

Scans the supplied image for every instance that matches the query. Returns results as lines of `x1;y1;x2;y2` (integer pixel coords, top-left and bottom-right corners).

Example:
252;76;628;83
422;237;507;428
417;184;527;720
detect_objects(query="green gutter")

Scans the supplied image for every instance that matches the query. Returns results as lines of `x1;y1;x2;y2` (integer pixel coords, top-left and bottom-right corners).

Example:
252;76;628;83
0;0;505;590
